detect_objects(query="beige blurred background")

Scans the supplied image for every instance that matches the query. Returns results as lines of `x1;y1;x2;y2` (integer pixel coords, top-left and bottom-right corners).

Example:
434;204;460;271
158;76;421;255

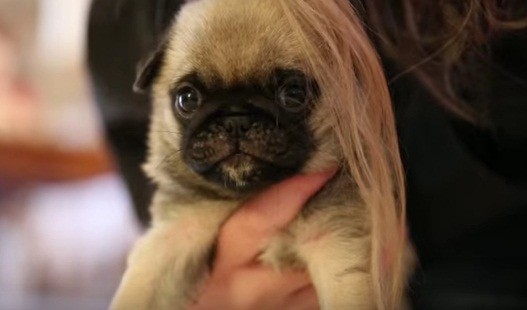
0;0;141;309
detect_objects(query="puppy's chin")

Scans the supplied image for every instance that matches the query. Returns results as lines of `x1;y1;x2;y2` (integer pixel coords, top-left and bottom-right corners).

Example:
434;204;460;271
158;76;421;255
198;153;299;191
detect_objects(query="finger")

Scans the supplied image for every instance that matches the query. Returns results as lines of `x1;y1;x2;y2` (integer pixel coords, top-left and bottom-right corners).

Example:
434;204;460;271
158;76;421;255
229;268;313;309
285;284;320;310
189;268;312;310
216;169;337;270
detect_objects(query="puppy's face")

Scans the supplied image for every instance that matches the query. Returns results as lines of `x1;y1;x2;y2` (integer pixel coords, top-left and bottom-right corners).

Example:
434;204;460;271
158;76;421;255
172;68;318;190
142;0;336;194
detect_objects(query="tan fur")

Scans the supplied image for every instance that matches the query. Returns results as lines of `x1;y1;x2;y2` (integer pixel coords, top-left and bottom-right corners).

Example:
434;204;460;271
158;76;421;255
111;0;413;309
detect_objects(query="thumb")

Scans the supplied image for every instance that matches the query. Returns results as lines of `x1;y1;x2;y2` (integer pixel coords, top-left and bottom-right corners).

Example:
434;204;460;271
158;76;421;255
215;169;337;270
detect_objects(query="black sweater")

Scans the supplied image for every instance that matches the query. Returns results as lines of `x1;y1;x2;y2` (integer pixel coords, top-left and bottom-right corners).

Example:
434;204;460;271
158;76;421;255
392;30;527;309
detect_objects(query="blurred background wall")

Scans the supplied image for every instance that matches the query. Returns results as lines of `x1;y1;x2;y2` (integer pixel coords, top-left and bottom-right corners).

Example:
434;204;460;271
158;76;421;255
0;0;141;309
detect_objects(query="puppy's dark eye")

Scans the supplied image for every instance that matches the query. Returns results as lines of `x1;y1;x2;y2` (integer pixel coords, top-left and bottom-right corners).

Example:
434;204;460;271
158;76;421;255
278;82;308;111
175;84;201;117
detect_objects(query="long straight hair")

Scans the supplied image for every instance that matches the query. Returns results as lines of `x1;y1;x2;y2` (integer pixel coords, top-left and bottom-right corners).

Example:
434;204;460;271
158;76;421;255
277;1;407;308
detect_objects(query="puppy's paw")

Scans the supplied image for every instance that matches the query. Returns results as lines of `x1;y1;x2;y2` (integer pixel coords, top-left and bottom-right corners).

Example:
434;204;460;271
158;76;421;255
259;234;305;271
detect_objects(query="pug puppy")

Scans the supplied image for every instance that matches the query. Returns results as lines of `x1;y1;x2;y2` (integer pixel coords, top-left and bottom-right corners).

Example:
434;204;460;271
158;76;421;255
111;0;412;309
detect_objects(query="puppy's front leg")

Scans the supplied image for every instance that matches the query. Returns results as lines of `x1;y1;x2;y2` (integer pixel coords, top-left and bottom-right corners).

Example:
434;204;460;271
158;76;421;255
110;198;237;310
301;232;374;309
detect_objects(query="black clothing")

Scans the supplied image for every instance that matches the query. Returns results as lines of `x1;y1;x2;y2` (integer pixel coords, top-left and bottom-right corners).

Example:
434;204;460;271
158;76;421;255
87;0;185;224
392;30;527;309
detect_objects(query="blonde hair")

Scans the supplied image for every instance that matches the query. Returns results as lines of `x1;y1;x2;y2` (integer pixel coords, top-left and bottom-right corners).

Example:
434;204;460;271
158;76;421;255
277;0;407;308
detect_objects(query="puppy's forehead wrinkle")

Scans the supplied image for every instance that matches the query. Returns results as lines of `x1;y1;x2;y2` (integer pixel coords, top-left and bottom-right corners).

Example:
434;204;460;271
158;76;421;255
174;69;315;98
164;0;304;87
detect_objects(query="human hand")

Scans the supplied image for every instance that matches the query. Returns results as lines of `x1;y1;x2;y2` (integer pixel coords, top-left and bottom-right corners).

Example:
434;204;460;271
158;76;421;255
188;171;336;310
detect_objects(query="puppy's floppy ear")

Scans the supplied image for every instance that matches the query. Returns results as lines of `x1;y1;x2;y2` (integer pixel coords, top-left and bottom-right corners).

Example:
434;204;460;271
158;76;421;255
133;43;166;94
134;0;189;93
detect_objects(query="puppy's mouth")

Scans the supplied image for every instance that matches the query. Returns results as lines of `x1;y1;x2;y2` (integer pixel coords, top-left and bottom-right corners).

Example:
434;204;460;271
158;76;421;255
199;151;295;191
220;152;255;170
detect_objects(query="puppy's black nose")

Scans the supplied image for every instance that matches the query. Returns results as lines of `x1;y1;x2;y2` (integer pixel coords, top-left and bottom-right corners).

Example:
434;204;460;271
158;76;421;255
222;116;251;136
